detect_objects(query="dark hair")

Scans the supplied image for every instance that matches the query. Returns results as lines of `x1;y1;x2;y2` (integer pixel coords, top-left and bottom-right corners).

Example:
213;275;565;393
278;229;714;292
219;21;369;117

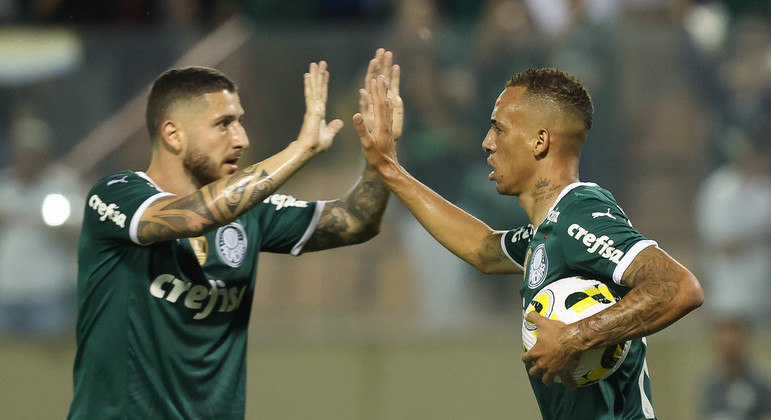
506;68;594;131
145;66;237;139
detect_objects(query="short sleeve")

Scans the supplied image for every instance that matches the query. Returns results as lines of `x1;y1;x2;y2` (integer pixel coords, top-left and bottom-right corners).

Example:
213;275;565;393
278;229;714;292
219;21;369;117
501;224;534;269
557;198;656;285
83;171;174;245
252;193;324;255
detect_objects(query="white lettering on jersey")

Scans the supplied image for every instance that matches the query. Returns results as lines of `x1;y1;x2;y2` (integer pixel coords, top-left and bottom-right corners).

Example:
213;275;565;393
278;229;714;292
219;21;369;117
510;225;533;243
567;223;624;264
545;210;560;224
264;194;308;211
88;194;127;228
149;274;247;320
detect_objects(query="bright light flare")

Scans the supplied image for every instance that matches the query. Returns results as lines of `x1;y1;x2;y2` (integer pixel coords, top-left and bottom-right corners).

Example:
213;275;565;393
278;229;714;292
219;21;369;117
41;193;71;226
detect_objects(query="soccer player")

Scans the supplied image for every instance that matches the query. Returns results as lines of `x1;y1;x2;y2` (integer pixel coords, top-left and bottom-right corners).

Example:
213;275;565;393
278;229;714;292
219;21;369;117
354;69;703;419
68;51;401;419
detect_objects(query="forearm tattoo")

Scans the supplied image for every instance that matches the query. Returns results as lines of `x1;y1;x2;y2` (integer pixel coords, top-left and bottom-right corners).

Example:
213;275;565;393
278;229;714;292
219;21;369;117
137;166;274;243
565;248;682;350
303;167;390;251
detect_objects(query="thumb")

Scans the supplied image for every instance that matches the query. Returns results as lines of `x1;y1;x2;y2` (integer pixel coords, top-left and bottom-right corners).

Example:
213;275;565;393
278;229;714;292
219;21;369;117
352;113;370;140
327;119;344;135
525;311;546;324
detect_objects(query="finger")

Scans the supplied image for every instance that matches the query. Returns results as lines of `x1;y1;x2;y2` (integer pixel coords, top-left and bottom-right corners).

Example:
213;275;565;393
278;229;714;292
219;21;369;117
525;311;544;324
365;59;378;93
327;118;344;134
542;371;556;387
561;374;578;390
383;50;393;79
528;364;544;379
522;349;534;364
373;77;391;132
358;88;369;113
391;64;400;95
321;64;329;105
304;72;311;106
352;113;371;141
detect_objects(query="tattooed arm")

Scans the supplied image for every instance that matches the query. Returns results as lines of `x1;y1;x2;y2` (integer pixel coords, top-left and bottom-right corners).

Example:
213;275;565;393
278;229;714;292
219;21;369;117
136;61;344;245
522;246;703;388
301;48;401;252
302;165;389;251
138;143;320;244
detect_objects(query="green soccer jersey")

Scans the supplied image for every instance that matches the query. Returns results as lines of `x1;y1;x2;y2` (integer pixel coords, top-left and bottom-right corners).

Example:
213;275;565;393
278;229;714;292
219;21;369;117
68;171;324;420
502;182;658;420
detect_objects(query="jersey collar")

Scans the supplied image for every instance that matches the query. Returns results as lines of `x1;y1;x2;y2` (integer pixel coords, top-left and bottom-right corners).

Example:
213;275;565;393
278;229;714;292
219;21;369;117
135;171;165;192
532;181;598;237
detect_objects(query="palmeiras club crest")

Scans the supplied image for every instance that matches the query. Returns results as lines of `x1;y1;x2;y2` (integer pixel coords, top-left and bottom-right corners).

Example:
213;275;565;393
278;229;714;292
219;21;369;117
526;243;549;289
215;223;248;267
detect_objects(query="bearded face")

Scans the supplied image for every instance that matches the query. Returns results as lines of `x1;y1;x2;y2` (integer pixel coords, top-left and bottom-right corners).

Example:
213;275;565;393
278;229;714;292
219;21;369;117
183;140;222;187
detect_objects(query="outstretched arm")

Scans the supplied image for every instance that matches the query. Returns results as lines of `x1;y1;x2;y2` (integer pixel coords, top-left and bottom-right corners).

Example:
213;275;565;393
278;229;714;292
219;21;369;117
303;48;402;252
354;73;521;274
137;61;343;244
522;245;703;388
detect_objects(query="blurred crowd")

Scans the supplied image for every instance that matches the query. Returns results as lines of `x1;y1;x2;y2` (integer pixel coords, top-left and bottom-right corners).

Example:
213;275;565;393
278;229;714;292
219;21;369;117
0;0;769;416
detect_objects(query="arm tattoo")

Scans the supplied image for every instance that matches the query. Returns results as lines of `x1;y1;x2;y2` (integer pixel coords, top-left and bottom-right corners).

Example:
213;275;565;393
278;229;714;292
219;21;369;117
303;167;390;252
482;234;507;264
564;247;685;350
137;166;275;244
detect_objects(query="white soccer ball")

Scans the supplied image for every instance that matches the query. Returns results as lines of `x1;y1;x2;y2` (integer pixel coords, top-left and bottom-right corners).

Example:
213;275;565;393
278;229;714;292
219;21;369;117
522;276;631;387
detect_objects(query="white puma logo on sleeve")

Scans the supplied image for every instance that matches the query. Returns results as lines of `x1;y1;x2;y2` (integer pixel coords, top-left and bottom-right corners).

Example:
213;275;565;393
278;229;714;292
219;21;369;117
591;208;616;219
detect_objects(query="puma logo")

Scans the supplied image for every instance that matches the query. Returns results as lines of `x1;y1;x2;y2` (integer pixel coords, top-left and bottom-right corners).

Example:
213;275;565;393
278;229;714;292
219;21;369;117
106;176;129;186
591;208;616;220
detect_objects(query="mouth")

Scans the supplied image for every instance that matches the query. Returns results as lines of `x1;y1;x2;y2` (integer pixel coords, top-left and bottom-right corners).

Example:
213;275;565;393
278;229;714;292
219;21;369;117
223;156;240;171
486;157;495;180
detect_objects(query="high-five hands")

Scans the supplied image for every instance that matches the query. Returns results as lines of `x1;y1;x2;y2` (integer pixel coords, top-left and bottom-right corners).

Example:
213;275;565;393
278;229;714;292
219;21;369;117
353;76;399;175
358;48;404;140
297;61;344;153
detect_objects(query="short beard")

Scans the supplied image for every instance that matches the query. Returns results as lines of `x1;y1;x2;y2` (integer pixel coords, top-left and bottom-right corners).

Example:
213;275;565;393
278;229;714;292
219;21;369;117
183;143;220;187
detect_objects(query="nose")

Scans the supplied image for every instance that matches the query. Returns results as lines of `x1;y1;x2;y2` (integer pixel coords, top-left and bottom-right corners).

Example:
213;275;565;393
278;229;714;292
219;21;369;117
232;122;249;149
482;129;495;153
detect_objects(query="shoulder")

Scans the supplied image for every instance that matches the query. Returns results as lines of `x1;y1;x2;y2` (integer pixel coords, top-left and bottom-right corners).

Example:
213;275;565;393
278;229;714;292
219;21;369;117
555;183;626;222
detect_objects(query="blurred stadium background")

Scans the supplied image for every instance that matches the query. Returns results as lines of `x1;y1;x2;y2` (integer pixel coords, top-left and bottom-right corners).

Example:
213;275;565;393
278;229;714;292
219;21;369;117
0;0;769;419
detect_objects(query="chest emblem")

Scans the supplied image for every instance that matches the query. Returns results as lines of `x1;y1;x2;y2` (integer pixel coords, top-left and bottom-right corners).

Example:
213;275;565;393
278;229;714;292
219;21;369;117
215;223;248;267
189;236;209;266
526;243;549;289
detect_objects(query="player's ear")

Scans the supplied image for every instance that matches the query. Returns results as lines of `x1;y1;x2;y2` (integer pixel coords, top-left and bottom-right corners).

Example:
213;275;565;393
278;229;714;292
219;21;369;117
160;120;184;153
533;128;550;159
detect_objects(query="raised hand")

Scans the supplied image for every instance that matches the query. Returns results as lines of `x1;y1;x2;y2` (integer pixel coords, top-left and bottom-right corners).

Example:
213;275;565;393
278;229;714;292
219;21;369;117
354;76;398;173
297;61;343;153
358;48;404;140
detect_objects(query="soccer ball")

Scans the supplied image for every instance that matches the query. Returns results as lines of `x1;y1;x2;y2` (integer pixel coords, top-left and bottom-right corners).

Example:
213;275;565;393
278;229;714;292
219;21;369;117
522;276;631;387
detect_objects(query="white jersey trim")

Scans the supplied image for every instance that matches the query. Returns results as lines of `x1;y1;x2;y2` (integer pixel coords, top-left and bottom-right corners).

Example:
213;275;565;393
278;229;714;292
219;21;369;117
612;240;658;285
532;182;598;237
500;233;524;270
129;172;174;245
290;200;326;256
129;192;175;245
639;338;656;418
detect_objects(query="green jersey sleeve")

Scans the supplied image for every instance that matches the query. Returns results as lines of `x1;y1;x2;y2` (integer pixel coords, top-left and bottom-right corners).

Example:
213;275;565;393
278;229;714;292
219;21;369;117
83;171;174;245
501;224;535;270
556;195;657;286
252;193;324;255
